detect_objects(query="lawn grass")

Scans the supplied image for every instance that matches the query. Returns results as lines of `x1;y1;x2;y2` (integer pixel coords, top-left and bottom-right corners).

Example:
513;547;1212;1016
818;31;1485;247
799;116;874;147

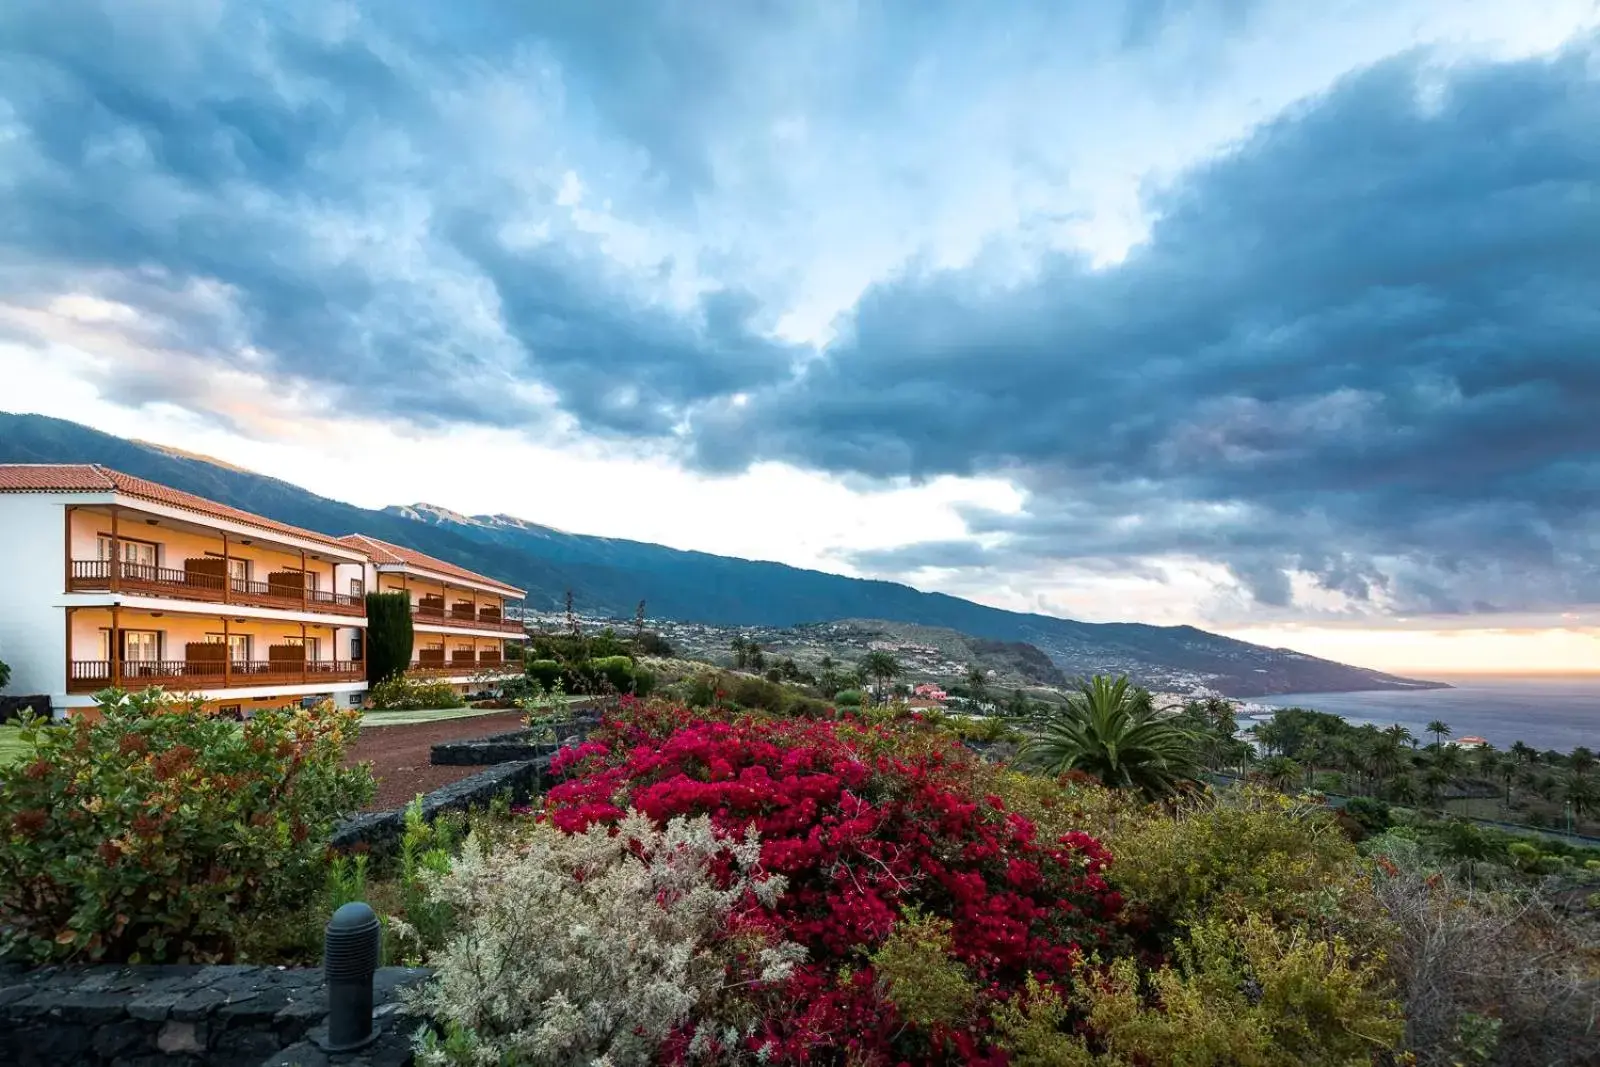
359;706;520;727
0;724;32;767
359;695;587;728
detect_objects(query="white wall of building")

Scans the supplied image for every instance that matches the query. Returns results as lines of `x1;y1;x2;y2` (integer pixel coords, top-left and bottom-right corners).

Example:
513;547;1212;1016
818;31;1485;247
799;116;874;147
0;493;77;700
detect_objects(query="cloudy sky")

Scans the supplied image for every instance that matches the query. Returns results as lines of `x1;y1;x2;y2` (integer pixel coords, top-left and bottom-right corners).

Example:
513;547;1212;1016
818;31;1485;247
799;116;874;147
3;0;1599;674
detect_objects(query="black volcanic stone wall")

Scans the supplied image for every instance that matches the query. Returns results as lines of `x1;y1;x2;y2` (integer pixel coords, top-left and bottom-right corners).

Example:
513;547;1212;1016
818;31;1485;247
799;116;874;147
0;694;51;724
328;756;553;853
0;963;430;1066
429;729;561;766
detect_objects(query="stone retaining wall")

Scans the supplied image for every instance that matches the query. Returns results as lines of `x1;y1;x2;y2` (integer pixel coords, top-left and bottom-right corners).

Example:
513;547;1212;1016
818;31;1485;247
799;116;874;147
0;963;430;1066
428;728;560;766
329;756;553;853
0;694;51;724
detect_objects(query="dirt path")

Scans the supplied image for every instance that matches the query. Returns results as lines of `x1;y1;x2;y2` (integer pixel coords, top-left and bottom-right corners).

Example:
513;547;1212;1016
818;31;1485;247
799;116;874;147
346;711;527;811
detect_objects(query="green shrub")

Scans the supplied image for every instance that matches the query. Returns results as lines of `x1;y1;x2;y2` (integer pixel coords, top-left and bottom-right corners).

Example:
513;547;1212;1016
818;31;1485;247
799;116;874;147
994;914;1402;1065
0;689;372;963
1106;787;1368;929
834;689;863;707
365;591;415;684
524;659;564;690
870;909;977;1029
589;655;637;693
370;677;466;711
1344;796;1392;833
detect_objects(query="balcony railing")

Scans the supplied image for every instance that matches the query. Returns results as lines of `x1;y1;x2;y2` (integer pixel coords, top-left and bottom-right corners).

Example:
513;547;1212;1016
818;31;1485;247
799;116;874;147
410;604;525;633
67;560;364;617
406;656;522;680
67;659;365;693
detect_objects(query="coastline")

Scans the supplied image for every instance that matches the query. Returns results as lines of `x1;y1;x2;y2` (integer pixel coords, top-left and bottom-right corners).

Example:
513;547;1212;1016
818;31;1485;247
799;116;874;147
1236;675;1600;752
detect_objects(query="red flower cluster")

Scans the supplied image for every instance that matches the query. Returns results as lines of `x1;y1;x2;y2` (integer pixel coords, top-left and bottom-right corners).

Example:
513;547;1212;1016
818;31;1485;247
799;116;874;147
545;709;1122;1065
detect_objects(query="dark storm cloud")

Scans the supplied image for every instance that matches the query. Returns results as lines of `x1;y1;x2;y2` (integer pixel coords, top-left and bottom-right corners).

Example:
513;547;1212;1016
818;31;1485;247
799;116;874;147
0;0;804;432
701;41;1600;615
3;1;1599;619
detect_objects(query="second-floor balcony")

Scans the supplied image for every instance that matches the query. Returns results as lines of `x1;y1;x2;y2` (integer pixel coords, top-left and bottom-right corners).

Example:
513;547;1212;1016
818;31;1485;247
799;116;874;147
67;658;365;694
68;559;365;617
410;600;525;634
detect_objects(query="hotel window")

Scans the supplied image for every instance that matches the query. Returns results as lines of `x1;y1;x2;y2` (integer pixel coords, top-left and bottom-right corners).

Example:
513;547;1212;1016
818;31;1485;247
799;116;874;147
120;630;161;662
227;557;250;586
97;536;157;568
283;635;321;660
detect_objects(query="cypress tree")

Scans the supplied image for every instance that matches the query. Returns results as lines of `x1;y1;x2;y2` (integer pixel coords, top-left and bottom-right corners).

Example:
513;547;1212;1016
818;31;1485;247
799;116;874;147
365;591;415;685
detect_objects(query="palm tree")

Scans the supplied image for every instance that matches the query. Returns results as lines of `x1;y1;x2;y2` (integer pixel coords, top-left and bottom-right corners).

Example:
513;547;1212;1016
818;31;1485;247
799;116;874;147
1387;773;1420;806
1426;720;1452;749
1257;755;1302;792
1565;771;1599;819
1422;762;1452;807
1383;724;1416;750
1368;733;1406;790
729;636;748;669
965;665;988;701
860;651;900;699
1570;746;1596;777
1252;720;1289;757
1019;675;1202;798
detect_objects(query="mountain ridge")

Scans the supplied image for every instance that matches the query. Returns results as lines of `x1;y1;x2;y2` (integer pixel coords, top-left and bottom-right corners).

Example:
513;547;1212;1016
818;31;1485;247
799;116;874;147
0;411;1446;698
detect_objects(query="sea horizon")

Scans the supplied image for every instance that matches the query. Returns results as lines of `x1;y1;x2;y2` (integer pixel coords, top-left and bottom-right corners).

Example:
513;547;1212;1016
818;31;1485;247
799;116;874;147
1253;674;1600;752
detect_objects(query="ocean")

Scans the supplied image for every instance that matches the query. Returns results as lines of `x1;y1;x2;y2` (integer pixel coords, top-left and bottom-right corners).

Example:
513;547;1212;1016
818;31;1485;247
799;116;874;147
1253;675;1600;753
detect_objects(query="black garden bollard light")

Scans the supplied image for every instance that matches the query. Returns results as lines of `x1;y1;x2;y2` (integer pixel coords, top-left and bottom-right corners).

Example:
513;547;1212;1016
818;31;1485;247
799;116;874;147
323;900;382;1051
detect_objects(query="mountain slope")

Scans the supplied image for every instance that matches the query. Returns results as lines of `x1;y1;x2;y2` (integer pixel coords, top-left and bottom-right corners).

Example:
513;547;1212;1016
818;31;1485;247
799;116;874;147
0;412;1445;697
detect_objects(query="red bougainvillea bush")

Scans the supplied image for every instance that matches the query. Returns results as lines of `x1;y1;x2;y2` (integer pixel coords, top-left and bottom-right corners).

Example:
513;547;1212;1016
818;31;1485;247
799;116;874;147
541;700;1126;1064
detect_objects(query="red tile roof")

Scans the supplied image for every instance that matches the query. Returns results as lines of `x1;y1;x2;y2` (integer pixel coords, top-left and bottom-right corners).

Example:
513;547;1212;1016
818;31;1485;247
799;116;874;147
0;463;360;553
335;533;524;596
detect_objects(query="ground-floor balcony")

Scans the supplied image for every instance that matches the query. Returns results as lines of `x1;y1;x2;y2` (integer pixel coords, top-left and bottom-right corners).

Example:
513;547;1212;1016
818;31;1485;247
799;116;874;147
67;659;365;693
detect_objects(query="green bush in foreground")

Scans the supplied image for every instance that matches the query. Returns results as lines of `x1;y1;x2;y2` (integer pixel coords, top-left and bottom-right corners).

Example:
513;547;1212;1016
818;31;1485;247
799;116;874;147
0;689;372;963
370;676;466;711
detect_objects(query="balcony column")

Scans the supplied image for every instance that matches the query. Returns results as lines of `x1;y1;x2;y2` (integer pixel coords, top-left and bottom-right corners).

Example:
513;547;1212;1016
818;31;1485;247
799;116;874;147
110;603;121;688
109;505;121;593
63;505;73;591
300;549;308;611
221;530;230;604
300;621;308;685
223;617;231;687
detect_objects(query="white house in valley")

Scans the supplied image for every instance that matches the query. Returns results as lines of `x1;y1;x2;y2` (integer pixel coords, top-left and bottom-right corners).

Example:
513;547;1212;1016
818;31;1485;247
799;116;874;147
0;464;527;716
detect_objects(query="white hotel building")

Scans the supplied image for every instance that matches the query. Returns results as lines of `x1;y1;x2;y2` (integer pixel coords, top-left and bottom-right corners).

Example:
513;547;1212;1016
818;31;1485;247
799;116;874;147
0;465;526;716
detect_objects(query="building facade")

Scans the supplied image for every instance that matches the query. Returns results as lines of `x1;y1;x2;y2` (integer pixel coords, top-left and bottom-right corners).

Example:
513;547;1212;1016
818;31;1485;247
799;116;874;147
337;534;526;688
0;465;526;716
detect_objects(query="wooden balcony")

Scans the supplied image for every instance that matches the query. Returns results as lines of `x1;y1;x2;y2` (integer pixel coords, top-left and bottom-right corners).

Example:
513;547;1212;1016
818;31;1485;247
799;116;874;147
410;604;524;634
406;655;521;680
67;659;365;694
67;560;365;617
